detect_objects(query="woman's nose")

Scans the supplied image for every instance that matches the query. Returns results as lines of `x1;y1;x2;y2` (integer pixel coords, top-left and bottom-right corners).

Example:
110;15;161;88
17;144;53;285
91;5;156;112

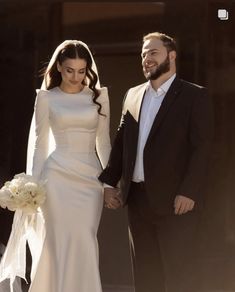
73;72;79;81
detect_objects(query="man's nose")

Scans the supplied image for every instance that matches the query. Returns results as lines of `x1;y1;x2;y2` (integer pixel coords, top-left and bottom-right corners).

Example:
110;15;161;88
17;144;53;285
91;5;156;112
143;54;151;64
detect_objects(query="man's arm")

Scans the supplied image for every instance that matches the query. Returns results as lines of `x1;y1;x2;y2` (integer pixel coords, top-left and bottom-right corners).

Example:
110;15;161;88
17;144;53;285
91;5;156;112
176;88;214;214
99;91;128;187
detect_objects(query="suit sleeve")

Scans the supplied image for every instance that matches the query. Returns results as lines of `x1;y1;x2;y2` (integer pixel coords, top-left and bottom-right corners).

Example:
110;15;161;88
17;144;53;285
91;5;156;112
178;88;214;200
98;92;128;187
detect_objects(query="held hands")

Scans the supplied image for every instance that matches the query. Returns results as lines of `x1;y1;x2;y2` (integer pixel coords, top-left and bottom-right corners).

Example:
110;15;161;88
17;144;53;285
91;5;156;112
103;187;122;209
174;195;195;215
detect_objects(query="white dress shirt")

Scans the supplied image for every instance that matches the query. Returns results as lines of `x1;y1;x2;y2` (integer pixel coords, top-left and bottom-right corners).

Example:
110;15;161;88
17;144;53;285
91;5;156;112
132;73;176;182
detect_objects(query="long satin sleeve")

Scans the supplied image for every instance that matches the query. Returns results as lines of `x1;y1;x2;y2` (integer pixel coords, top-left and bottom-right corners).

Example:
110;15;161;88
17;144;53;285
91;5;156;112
96;87;111;169
31;90;50;179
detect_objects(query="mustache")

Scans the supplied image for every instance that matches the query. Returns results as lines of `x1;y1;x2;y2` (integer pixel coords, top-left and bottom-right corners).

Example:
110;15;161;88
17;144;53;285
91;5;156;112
144;55;170;80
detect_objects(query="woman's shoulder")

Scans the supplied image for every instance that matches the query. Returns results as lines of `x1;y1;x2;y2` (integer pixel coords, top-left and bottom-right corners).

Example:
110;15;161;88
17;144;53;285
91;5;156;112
83;86;109;103
35;89;57;107
36;87;59;99
97;86;109;103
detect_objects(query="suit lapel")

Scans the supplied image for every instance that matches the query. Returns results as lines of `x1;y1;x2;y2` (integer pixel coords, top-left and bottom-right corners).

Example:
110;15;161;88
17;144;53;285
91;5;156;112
146;77;183;144
127;82;148;123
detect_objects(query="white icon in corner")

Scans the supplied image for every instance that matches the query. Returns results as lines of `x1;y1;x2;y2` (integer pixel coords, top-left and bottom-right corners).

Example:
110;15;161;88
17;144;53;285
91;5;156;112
218;9;229;20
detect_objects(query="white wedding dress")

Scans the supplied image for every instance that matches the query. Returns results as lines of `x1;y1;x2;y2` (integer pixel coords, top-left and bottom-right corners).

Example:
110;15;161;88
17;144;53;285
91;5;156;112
29;86;111;292
0;244;22;292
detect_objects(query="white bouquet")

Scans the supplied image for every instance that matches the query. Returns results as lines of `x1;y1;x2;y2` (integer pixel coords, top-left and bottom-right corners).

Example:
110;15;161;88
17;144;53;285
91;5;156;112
0;174;46;292
0;173;46;214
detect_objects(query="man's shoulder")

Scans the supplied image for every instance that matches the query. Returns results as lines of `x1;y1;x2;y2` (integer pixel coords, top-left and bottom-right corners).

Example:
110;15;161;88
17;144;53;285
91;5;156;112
127;82;148;94
175;78;208;102
179;78;206;92
121;82;147;113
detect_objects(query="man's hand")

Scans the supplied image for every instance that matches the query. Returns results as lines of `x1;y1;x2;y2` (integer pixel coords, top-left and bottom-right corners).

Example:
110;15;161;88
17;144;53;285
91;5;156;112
104;187;122;209
174;195;195;215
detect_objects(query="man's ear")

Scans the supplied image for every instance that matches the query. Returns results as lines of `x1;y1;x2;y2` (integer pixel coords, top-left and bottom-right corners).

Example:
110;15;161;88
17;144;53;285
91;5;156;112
169;50;177;62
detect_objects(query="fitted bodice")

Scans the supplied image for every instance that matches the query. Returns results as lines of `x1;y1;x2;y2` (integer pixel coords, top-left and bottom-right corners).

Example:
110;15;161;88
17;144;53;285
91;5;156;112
31;86;111;179
53;129;96;153
49;87;98;153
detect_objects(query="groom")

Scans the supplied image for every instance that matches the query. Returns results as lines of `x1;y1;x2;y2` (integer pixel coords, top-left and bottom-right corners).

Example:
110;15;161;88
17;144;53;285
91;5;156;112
99;32;214;292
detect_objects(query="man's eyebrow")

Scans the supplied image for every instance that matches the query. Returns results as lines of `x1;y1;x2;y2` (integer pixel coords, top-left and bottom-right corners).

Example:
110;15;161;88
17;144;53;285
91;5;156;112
143;48;159;53
141;48;159;56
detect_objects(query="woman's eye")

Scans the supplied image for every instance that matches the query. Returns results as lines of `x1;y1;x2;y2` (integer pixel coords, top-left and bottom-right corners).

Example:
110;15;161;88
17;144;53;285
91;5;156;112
67;69;73;73
79;70;86;74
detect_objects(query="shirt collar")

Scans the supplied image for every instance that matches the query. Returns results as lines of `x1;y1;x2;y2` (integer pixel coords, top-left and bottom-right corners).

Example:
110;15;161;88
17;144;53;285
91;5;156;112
146;73;176;97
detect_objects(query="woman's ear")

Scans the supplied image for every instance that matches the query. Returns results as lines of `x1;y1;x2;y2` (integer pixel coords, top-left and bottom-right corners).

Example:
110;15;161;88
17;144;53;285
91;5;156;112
57;61;61;72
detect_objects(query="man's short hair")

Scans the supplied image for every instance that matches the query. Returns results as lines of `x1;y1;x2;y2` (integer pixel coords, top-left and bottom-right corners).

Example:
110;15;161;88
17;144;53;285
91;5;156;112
143;32;177;53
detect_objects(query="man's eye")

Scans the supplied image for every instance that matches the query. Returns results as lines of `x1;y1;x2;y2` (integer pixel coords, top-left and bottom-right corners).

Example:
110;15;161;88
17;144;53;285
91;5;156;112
67;69;73;73
79;70;86;74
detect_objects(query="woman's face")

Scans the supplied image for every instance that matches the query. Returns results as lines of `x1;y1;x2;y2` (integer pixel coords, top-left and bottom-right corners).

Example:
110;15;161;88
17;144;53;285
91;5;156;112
57;57;87;93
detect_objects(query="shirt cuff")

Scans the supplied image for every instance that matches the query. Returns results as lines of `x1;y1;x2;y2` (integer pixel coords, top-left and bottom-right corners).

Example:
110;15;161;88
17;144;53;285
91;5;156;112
103;183;114;188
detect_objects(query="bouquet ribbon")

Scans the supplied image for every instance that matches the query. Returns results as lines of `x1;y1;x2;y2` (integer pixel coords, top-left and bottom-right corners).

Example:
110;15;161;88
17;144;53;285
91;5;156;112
0;209;45;292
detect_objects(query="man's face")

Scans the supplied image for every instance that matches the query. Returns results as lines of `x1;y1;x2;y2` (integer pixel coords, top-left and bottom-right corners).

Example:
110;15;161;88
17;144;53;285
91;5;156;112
141;38;171;80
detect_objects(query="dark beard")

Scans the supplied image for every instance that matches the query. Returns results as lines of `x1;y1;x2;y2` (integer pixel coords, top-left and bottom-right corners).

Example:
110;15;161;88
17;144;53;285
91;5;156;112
146;54;170;81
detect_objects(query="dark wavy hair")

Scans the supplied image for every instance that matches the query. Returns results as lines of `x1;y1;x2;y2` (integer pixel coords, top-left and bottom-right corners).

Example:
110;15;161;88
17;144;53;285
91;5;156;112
43;41;103;115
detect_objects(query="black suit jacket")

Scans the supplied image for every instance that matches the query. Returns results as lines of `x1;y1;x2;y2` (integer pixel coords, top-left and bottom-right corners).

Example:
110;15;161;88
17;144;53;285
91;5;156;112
99;77;214;215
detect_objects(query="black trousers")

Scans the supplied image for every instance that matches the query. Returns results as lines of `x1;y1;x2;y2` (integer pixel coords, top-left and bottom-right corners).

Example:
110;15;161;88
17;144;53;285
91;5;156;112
127;182;200;292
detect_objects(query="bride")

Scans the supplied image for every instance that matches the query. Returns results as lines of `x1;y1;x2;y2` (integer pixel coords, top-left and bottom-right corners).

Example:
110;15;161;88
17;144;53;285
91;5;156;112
29;40;112;292
1;40;111;292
